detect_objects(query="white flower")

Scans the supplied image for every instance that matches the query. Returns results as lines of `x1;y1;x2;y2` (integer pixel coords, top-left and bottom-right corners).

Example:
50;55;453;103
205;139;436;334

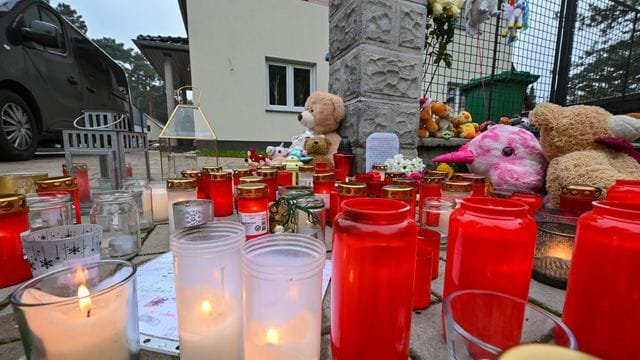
432;2;443;16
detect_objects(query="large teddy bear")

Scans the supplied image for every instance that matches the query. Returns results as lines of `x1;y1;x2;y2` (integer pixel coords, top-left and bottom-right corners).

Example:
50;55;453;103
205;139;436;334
297;91;344;159
530;103;640;206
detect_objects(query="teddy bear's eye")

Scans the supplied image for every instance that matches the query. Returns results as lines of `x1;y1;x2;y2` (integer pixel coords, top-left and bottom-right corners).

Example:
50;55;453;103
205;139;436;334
310;109;314;113
502;147;514;157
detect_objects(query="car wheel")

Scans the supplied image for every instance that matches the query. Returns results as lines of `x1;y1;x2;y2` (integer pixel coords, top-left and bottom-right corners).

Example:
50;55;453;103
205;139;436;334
0;90;39;161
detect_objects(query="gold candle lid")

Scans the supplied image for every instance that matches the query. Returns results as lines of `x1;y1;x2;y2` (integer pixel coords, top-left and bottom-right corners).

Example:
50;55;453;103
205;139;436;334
427;170;449;178
202;166;223;174
298;165;315;173
273;164;286;171
237;183;268;198
422;175;445;185
385;172;406;180
62;163;88;171
181;170;203;179
232;168;253;177
382;185;414;200
209;171;232;181
257;168;277;179
562;185;602;199
458;174;485;185
35;176;78;191
0;193;27;214
442;181;473;193
393;178;418;188
372;164;387;171
167;178;197;191
452;172;474;180
0;172;48;194
337;182;367;197
313;172;335;182
240;176;265;184
258;165;275;170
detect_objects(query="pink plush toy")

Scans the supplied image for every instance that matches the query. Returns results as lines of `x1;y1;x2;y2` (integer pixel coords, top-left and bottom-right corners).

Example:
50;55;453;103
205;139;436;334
432;124;547;192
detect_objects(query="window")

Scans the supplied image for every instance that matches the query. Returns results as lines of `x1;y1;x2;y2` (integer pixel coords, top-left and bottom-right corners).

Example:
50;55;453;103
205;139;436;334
266;59;315;112
446;83;465;112
21;5;66;53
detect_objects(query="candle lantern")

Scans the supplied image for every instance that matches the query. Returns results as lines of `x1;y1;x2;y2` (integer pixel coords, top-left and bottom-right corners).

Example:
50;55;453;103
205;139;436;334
171;221;245;359
150;181;169;223
0;193;32;287
458;174;486;197
182;170;207;199
421;197;455;249
11;260;140;359
122;179;153;230
442;181;473;206
172;199;213;231
237;183;269;240
371;164;387;181
606;179;640;204
26;192;73;231
335;182;367;220
443;197;537;335
384;171;405;185
202;166;223;200
62;163;91;202
533;222;575;289
159;86;219;178
209;171;234;217
562;201;640;359
367;180;385;198
257;168;278;202
534;208;579;225
242;234;326;360
332;198;417;359
313;172;335;209
167;178;198;233
35;176;81;224
295;197;326;244
382;185;416;220
509;191;542;218
90;191;140;259
0;172;48;195
414;228;435;310
559;184;602;215
329;188;339;225
298;165;315;187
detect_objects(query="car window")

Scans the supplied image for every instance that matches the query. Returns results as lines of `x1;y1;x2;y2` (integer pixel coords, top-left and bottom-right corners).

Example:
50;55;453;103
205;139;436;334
38;7;66;53
22;5;39;26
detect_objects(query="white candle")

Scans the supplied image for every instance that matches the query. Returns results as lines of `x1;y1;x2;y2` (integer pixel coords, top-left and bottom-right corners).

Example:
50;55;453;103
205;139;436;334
244;311;318;360
151;186;168;223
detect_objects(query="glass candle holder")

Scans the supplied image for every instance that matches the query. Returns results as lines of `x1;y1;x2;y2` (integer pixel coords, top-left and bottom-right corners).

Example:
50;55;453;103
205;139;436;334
209;171;234;217
428;170;450;179
606;179;640;204
533;222;575;289
334;153;355;178
257;168;278;202
384;171;405;185
11;260;139;360
233;168;253;188
0;193;32;287
35;176;81;225
332;198;417;359
418;176;446;224
182;170;206;200
509;191;542;218
168;153;198;177
562;201;640;359
90;191;140;260
150;181;169;223
313;172;335;210
444;290;576;360
0;172;48;195
295;197;326;245
335;182;367;221
172;199;213;231
242;234;326;360
371;163;387;181
413;230;434;310
559;184;602;215
420;197;455;248
382;185;416;220
276;170;293;188
298;165;315;187
314;161;330;173
355;173;373;184
26;191;73;231
62;163;91;202
237;183;269;240
458;174;486;197
443;198;537;336
122;179;153;231
442;180;473;206
418;227;441;280
534;208;579;225
171;221;245;360
202;166;223;200
167;178;198;233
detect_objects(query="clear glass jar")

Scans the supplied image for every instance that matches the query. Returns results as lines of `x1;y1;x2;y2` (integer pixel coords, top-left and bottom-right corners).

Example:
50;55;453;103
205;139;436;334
442;180;473;206
90;191;140;259
122;178;153;230
167;178;198;233
420;197;456;248
26;191;73;231
295;197;326;245
35;176;81;224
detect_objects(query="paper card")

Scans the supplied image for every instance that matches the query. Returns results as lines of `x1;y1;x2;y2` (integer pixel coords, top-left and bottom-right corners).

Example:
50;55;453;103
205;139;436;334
365;132;400;172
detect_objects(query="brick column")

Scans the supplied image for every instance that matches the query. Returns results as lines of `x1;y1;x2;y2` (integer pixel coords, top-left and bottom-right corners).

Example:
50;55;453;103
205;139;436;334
329;0;427;171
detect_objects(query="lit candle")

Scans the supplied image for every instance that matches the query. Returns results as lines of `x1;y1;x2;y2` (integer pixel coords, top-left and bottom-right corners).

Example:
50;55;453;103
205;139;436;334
151;182;169;222
245;311;317;360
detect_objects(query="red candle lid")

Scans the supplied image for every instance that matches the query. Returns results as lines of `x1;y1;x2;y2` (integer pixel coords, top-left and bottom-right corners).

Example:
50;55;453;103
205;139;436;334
237;183;267;198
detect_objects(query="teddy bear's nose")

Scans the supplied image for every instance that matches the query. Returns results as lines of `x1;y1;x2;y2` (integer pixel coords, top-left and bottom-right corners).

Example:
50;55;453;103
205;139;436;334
297;113;302;121
313;141;318;145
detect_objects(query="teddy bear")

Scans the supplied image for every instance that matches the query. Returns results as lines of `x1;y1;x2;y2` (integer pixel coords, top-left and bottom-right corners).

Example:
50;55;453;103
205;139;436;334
304;136;333;168
429;101;455;139
452;111;479;139
297;91;344;159
530;103;640;207
266;143;289;166
418;97;439;138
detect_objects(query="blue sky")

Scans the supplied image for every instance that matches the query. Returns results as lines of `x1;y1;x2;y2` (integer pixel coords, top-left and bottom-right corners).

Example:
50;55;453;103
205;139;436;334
53;0;187;50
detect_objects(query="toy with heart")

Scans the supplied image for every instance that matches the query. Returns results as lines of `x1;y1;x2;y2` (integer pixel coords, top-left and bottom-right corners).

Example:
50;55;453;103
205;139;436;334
266;143;289;166
465;0;500;36
501;0;528;44
418;97;439;138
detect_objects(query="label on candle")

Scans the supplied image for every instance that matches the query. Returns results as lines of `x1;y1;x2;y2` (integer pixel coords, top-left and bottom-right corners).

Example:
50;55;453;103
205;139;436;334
239;211;268;236
316;193;330;209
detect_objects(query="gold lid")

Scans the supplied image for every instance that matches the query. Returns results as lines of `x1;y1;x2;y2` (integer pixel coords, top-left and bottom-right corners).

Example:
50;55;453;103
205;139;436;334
239;176;264;185
422;175;445;185
257;168;277;179
337;182;367;197
427;170;449;178
167;178;197;191
0;193;27;214
237;183;268;198
393;178;418;188
0;172;48;194
452;172;474;180
209;171;232;181
313;172;335;182
273;164;286;171
372;164;388;171
181;170;203;179
562;184;602;199
258;165;275;170
458;174;485;185
62;162;88;171
385;172;406;179
233;168;253;178
382;185;414;200
298;165;315;173
35;176;78;191
442;181;473;193
202;166;223;173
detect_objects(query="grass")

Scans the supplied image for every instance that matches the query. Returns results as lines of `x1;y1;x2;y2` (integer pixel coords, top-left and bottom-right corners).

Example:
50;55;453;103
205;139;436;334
196;149;267;158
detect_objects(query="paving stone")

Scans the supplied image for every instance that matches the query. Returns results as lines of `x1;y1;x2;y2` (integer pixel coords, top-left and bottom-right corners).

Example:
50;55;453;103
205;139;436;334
0;341;24;360
431;259;447;298
140;224;170;255
410;303;449;360
528;279;566;315
321;287;331;336
0;305;13;317
321;334;332;360
132;255;161;267
140;349;178;360
0;284;20;304
0;313;20;344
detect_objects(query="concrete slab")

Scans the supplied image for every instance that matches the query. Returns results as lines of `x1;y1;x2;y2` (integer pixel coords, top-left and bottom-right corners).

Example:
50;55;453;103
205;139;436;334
132;255;161;267
529;279;566;315
410;303;448;360
140;224;170;255
0;341;24;360
0;284;20;304
321;334;332;360
0;313;20;344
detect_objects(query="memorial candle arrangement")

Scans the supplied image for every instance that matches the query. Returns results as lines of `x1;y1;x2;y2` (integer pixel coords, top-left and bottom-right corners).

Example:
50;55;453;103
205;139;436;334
10;260;139;360
209;171;234;217
0;193;32;287
182;170;206;199
172;200;213;231
62;163;91;202
257;168;278;202
35;176;81;224
237;183;269;240
171;222;245;360
313;172;335;210
167;178;198;233
242;234;326;360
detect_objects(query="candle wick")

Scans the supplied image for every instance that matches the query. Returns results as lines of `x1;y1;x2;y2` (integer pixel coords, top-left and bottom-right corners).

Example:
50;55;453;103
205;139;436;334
86;308;91;318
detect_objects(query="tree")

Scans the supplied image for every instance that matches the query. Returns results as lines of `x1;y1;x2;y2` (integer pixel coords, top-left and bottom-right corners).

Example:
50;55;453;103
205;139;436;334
49;2;88;34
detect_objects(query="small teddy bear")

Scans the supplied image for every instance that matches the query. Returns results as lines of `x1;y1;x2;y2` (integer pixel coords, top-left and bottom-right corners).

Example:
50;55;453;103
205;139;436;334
430;101;455;139
304;136;333;168
266;143;289;166
297;91;344;159
418;97;439;138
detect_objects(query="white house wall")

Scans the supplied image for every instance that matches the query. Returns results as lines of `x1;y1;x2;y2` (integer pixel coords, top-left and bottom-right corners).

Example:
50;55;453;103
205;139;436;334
187;0;329;143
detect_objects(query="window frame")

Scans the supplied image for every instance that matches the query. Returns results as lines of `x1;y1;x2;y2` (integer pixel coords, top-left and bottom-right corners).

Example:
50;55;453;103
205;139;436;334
265;58;316;113
19;4;68;56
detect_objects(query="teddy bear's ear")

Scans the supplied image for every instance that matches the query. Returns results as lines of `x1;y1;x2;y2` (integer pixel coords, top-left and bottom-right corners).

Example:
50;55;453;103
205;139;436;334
530;103;562;129
330;94;345;122
324;137;332;148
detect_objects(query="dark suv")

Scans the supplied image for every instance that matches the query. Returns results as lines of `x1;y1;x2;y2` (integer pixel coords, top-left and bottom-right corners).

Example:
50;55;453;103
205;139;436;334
0;0;131;161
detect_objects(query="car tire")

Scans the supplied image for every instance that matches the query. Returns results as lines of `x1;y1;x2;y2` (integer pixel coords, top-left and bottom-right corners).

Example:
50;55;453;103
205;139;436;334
0;90;39;161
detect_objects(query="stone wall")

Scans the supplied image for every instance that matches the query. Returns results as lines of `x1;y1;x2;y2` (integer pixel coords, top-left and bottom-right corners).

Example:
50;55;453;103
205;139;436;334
329;0;427;171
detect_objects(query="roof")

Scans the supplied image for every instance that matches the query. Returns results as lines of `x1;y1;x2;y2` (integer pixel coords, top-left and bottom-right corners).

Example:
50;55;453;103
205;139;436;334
133;35;191;89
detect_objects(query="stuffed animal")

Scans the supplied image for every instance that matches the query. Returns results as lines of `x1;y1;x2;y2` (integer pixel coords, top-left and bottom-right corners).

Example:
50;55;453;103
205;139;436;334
246;148;268;167
418;97;439;138
430;101;456;139
297;91;344;159
530;103;640;206
266;143;289;166
501;0;528;44
432;124;547;193
452;111;479;139
304;136;333;168
465;0;500;36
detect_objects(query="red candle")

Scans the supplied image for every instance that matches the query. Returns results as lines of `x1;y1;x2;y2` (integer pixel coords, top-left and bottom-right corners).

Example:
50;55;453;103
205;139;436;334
313;172;335;210
459;174;486;197
332;198;417;359
418;226;440;280
443;197;536;342
355;173;373;184
35;176;81;224
382;185;416;220
329;188;339;225
125;162;133;177
0;193;32;287
182;170;206;199
563;201;640;359
209;171;233;217
276;171;293;188
366;171;381;182
414;228;435;310
559;184;601;215
367;180;385;198
442;181;473;206
371;163;387;181
314;161;330;174
202;166;223;199
334;182;367;221
428;170;449;179
333;153;354;177
606;179;640;204
257;168;278;202
62;163;90;202
334;169;346;183
384;172;405;185
393;178;418;197
509;191;542;218
237;183;269;240
418;175;446;223
233;168;253;187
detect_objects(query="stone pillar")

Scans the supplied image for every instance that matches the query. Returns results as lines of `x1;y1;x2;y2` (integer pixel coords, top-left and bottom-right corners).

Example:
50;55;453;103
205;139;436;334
164;57;175;117
329;0;426;171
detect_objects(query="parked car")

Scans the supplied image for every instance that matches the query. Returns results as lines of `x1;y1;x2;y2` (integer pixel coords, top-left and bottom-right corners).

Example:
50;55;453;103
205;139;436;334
0;0;131;161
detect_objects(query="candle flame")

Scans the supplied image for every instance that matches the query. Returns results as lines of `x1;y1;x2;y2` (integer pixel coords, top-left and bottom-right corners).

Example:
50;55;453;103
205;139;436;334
201;300;212;315
77;285;92;317
265;328;280;345
546;244;573;261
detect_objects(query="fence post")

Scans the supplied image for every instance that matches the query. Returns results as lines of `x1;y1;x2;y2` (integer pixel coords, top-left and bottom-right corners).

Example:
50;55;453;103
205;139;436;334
553;0;579;105
622;11;638;97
